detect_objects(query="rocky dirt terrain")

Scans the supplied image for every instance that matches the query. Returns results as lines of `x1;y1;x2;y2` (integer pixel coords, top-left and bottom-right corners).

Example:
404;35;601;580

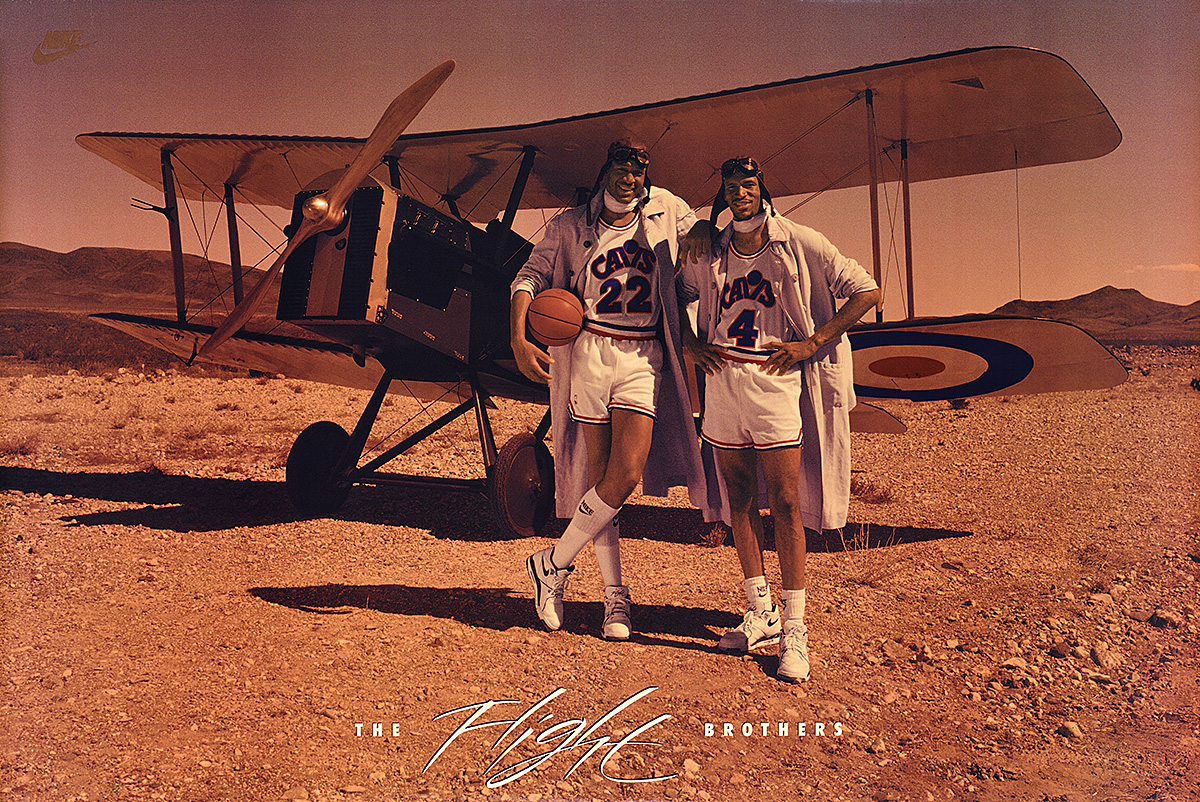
3;342;1198;802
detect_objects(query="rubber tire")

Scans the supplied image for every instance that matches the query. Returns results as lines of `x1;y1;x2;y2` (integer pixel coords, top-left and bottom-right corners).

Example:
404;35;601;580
488;432;554;537
286;421;352;516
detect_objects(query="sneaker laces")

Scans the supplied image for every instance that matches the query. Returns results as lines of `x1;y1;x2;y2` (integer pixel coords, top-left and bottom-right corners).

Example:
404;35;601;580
781;626;808;654
604;588;630;619
741;607;772;631
550;565;572;600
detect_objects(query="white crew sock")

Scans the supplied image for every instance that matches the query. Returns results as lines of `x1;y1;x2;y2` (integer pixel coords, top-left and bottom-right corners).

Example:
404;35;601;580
551;487;620;569
781;588;806;627
744;575;772;613
592;514;622;587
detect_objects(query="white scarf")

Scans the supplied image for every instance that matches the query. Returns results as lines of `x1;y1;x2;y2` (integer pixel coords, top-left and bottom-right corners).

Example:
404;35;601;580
733;202;770;233
603;188;646;214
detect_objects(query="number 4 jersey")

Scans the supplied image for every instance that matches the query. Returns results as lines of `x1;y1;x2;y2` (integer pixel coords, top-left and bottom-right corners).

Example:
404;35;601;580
711;240;794;362
580;217;660;340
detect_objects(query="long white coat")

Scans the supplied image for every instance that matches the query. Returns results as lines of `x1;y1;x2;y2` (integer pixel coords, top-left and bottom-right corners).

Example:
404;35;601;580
511;187;723;521
678;214;879;531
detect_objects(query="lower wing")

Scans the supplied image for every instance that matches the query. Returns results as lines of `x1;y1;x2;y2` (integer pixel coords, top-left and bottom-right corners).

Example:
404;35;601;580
850;315;1127;401
90;312;472;404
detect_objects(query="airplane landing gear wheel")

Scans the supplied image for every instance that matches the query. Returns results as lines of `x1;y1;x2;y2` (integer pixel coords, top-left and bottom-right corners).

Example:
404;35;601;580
489;432;554;537
286;421;352;516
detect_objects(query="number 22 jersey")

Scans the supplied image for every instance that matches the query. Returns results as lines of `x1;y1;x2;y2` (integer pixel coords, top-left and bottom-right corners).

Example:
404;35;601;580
580;217;660;340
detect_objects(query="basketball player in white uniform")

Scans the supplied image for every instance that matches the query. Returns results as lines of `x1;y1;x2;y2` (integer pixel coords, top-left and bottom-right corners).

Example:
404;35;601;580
679;157;880;681
510;142;714;640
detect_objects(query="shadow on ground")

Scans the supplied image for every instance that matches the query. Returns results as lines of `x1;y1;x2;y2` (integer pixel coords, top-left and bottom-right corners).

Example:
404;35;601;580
2;466;971;548
249;582;741;652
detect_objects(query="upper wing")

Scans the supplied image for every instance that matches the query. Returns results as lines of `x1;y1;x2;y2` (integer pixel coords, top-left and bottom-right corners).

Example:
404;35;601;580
77;46;1119;224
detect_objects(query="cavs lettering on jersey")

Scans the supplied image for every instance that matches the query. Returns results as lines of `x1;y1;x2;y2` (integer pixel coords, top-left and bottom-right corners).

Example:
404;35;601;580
712;241;792;362
580;217;660;339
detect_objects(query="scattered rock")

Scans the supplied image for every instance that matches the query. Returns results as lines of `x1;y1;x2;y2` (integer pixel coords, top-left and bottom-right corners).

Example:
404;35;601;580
1150;609;1183;628
1093;648;1122;670
1058;721;1084;739
1127;605;1154;622
882;640;912;663
1049;641;1071;658
1001;656;1028;670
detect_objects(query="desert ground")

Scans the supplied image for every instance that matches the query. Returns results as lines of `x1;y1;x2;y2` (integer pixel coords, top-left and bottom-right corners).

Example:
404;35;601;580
3;343;1198;802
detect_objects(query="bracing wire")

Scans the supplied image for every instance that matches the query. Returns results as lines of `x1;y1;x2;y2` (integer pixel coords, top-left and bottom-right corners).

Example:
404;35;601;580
358;379;474;463
166;154;298;324
1014;148;1023;300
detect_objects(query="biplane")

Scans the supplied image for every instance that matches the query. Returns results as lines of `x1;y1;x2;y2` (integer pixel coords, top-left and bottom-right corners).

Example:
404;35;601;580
76;46;1127;537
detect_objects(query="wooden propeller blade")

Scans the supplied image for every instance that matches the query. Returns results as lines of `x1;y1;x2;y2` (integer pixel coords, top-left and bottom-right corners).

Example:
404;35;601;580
192;218;314;361
193;59;456;360
323;59;455;215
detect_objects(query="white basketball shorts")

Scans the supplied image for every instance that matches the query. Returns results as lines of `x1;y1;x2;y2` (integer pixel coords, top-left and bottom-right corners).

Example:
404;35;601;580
568;330;662;423
700;360;802;450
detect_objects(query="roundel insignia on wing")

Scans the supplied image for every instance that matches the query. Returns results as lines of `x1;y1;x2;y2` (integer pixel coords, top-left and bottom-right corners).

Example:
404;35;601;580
850;331;1035;401
868;355;947;379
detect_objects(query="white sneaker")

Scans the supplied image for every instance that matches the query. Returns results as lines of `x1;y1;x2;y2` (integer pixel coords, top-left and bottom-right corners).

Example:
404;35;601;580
602;585;632;641
777;623;811;683
526;547;573;631
717;606;782;654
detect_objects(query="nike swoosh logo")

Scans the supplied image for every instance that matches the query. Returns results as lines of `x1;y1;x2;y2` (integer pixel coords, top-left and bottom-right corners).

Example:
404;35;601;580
32;39;93;65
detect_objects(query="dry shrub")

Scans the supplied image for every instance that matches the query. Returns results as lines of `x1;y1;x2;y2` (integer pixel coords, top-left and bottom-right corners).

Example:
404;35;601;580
1;431;40;456
839;523;904;588
17;411;61;424
851;473;899;504
699;521;732;548
110;401;143;431
76;448;121;467
1074;543;1110;569
179;425;207;442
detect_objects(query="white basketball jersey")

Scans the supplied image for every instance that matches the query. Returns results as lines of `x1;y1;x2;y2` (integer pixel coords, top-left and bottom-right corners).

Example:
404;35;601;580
580;217;660;339
711;241;792;361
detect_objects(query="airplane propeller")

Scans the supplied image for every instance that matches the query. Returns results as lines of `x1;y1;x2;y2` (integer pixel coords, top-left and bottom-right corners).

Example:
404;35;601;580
193;59;456;362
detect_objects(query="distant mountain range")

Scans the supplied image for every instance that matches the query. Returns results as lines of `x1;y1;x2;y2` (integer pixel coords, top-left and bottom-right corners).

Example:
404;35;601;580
993;286;1199;345
0;242;280;327
1;242;1197;344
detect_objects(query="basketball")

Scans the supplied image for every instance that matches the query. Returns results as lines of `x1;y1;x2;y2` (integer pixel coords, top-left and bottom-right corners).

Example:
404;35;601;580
527;289;584;347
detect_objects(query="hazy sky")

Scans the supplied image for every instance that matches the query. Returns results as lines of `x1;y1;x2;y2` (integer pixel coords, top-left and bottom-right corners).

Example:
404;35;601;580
3;0;1197;317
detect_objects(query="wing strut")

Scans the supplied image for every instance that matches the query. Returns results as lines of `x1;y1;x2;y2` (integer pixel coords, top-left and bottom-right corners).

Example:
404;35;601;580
901;139;914;320
493;146;538;263
223;183;245;305
159;147;187;324
865;89;884;323
500;146;538;230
